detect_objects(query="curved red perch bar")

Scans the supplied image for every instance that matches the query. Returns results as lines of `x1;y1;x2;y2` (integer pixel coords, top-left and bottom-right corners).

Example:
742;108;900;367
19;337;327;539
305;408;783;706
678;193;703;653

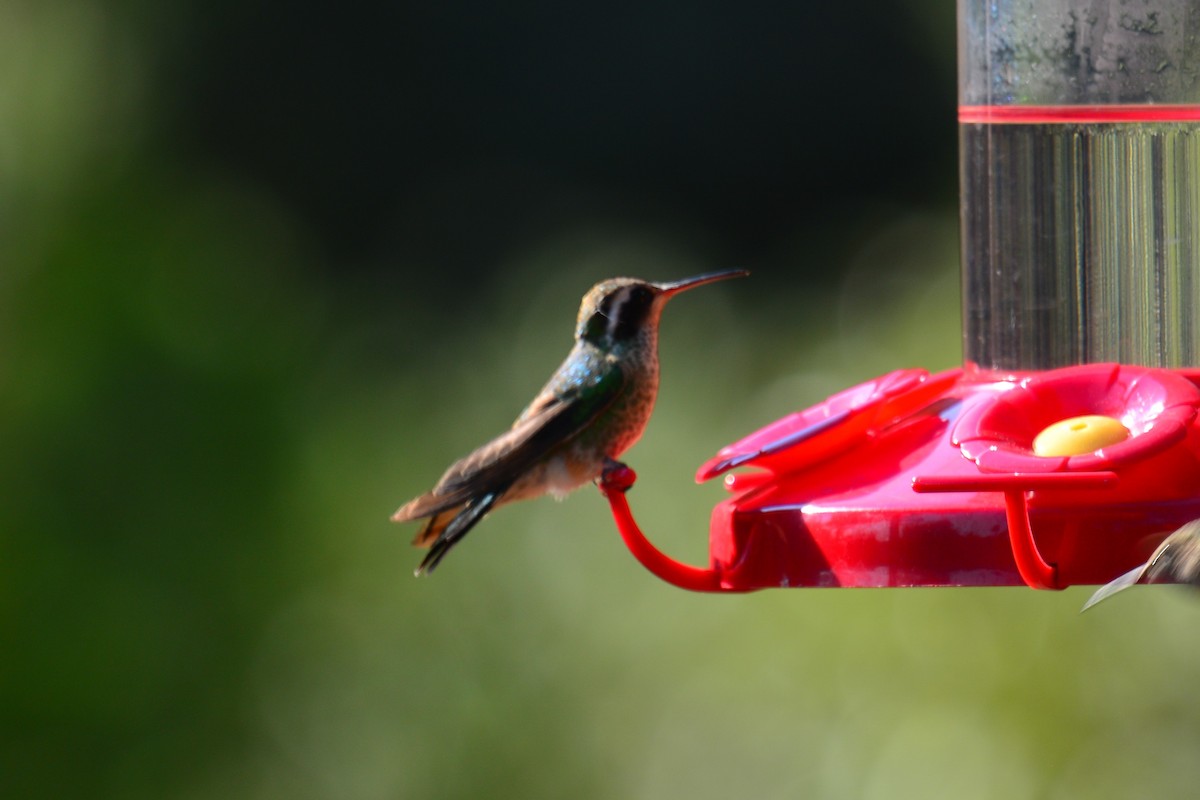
603;363;1200;592
598;463;722;592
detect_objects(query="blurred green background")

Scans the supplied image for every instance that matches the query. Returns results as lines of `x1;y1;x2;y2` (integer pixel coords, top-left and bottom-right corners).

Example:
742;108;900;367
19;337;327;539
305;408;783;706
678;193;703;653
5;1;1200;798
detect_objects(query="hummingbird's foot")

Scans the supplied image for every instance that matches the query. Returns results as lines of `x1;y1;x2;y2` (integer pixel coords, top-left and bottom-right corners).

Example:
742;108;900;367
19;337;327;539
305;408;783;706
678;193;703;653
599;459;637;494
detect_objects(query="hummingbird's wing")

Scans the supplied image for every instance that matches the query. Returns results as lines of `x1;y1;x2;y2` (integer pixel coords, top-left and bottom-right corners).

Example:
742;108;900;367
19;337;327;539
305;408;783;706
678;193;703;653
1081;563;1149;611
1081;519;1200;611
393;354;627;524
414;490;502;575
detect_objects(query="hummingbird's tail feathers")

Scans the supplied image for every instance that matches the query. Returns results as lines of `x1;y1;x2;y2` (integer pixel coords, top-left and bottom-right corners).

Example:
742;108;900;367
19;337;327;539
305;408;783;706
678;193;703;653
414;490;503;576
1081;564;1149;612
392;492;458;524
410;507;464;548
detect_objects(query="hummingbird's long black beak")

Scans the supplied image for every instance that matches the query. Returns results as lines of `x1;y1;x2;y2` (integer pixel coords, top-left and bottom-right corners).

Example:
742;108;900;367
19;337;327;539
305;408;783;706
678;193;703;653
655;269;750;298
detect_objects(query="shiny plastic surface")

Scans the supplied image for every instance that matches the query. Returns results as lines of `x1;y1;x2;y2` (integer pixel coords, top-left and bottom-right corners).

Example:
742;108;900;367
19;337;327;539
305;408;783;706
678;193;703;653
603;364;1200;591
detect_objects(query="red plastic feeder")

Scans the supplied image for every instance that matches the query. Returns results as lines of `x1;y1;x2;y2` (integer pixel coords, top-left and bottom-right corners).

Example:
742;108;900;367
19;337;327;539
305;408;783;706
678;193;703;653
601;364;1200;591
601;1;1200;591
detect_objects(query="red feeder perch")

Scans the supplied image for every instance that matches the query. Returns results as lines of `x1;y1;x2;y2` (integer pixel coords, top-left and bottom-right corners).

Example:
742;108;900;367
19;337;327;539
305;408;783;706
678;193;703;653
602;0;1200;591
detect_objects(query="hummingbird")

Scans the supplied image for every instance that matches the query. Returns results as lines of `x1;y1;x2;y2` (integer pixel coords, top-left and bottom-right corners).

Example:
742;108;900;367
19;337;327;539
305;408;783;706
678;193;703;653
1082;519;1200;611
392;268;749;576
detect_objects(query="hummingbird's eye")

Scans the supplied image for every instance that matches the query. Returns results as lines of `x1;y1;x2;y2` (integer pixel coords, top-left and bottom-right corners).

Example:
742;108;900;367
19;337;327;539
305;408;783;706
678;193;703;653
628;286;654;307
606;285;656;341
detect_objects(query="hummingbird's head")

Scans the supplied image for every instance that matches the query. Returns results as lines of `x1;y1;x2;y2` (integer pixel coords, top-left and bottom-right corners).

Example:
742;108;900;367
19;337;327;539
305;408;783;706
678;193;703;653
574;269;748;347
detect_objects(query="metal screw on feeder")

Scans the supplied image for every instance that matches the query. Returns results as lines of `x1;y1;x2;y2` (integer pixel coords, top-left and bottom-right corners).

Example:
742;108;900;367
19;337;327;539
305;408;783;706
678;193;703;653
600;1;1200;595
